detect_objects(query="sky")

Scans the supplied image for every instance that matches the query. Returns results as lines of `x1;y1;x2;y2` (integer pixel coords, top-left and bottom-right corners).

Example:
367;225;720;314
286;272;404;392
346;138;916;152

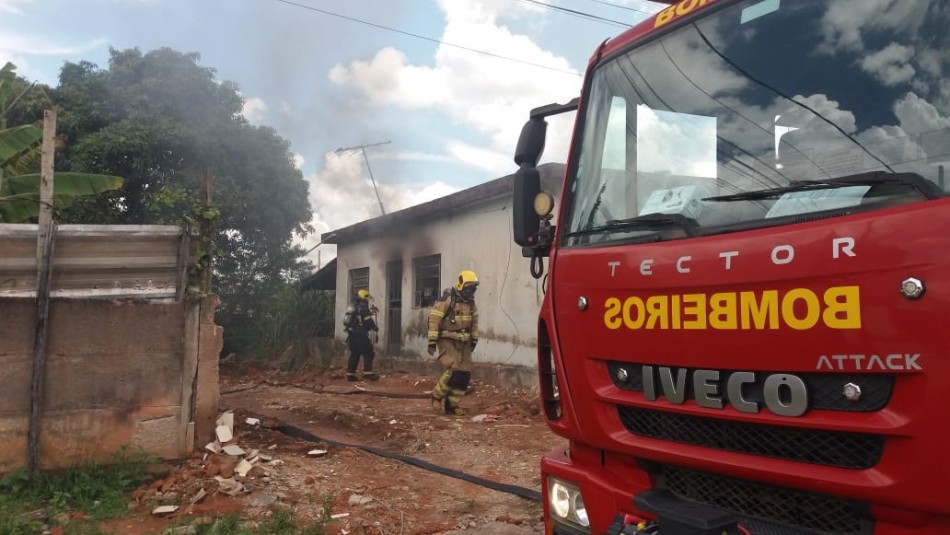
0;0;663;267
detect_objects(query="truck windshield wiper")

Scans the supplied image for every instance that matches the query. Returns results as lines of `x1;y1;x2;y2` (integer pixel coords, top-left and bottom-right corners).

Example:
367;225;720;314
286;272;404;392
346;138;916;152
702;171;941;202
566;212;698;238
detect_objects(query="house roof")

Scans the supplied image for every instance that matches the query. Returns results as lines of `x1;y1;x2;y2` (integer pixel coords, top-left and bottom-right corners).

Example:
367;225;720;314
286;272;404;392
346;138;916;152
299;257;337;291
322;162;566;246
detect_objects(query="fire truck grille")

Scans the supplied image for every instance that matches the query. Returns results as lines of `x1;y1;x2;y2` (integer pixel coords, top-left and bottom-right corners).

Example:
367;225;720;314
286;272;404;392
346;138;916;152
659;465;871;535
618;406;884;469
606;362;894;412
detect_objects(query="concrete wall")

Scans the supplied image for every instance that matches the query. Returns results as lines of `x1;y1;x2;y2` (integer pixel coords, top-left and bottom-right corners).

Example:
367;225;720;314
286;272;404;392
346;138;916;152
333;192;560;368
0;296;221;472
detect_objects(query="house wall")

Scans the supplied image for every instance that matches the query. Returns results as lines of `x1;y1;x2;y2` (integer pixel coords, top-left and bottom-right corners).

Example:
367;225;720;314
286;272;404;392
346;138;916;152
333;195;558;368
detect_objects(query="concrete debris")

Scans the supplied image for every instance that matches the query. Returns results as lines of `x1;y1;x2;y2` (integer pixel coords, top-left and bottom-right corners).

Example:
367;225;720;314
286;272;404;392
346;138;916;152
215;412;235;442
214;476;245;496
223;444;246;456
152;505;179;515
164;526;197;535
471;414;500;423
216;411;234;429
347;494;374;506
245;417;261;426
331;512;350;519
307;449;328;457
190;488;208;505
205;441;222;454
235;459;255;477
215;424;233;443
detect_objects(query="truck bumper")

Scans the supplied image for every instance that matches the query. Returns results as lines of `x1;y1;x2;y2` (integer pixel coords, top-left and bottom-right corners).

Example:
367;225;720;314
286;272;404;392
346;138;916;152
541;446;950;535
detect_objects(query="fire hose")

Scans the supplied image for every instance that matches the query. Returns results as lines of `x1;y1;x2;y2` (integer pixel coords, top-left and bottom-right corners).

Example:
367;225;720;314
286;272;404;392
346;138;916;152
267;422;541;502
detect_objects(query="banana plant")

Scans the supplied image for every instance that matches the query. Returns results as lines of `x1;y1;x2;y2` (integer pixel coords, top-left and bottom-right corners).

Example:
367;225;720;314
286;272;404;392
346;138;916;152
0;62;123;222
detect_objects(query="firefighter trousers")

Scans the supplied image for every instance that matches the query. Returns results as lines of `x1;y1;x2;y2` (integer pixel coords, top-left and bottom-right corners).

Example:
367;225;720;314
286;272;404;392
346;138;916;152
346;333;376;378
431;338;473;413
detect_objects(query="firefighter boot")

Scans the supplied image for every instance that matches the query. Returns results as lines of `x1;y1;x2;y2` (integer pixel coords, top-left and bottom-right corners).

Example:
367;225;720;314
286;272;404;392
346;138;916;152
431;395;444;413
363;371;379;382
445;399;466;416
345;372;358;382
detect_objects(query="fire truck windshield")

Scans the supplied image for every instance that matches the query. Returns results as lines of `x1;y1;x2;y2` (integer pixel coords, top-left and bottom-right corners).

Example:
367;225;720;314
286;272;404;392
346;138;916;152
565;0;950;246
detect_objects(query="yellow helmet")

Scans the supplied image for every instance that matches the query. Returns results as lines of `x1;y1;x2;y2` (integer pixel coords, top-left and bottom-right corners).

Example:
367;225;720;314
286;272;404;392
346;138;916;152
454;270;479;292
357;289;372;300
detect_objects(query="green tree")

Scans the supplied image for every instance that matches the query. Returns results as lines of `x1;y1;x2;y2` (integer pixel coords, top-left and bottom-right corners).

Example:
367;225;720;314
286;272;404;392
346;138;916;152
0;62;123;222
49;48;315;353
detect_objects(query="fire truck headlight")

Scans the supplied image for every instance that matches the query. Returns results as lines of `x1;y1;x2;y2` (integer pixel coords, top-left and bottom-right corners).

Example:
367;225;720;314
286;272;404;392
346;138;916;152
551;481;571;519
572;492;589;527
548;478;589;530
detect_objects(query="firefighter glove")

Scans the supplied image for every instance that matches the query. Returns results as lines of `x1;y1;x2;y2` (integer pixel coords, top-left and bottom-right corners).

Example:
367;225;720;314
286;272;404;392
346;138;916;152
427;342;437;356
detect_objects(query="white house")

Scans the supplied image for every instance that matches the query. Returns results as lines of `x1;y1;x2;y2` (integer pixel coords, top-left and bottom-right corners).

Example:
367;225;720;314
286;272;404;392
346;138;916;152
317;163;565;369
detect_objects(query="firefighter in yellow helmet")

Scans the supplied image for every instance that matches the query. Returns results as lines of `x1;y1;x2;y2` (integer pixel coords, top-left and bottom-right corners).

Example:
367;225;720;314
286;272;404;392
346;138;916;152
427;270;479;416
343;288;379;381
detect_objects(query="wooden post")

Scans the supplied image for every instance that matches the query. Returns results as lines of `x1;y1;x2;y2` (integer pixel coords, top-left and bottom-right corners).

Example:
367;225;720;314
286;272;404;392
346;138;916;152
27;222;55;475
28;110;58;475
36;110;56;262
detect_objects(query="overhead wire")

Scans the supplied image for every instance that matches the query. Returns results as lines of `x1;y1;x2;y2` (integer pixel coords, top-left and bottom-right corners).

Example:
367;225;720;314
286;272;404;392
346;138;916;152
514;0;633;28
273;0;580;76
583;0;661;15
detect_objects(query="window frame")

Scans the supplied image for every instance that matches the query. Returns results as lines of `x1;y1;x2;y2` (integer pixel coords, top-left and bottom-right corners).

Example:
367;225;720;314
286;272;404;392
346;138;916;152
412;254;441;308
348;267;369;302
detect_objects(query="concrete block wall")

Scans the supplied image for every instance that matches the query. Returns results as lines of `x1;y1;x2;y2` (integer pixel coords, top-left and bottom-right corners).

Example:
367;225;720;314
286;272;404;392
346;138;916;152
0;296;221;472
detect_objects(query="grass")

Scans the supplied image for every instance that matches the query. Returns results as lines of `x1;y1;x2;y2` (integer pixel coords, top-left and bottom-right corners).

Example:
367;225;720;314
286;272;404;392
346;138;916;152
0;447;333;535
196;508;329;535
0;445;160;534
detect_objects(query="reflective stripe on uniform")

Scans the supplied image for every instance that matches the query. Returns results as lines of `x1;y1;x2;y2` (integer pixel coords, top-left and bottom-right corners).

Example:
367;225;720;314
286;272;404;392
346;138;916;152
441;330;473;341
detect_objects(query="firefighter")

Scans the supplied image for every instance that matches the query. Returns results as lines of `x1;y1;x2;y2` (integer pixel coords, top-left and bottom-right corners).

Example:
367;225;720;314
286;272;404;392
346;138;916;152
343;289;379;382
428;270;479;415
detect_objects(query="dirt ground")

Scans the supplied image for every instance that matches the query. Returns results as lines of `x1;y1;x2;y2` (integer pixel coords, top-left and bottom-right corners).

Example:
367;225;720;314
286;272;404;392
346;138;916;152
104;364;565;535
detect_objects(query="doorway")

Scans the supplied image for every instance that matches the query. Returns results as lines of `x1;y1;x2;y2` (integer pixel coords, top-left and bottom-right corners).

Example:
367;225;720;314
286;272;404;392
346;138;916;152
385;260;403;355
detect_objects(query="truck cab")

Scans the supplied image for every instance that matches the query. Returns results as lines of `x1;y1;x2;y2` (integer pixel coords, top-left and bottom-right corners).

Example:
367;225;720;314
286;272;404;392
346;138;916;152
513;1;950;533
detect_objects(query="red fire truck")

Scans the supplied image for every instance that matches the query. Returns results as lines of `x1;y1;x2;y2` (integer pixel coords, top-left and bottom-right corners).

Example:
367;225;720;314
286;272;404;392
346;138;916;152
512;0;950;533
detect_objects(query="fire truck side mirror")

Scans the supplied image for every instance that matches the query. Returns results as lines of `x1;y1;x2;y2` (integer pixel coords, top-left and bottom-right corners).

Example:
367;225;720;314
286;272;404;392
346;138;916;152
514;117;547;167
513;165;542;247
513;117;548;248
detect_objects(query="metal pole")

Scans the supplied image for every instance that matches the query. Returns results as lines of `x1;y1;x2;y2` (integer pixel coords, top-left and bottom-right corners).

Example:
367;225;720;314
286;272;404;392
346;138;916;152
360;147;386;216
334;140;390;216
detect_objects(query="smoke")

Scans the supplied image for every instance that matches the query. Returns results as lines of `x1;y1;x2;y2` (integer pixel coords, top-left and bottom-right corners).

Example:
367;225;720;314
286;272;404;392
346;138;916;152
296;151;458;267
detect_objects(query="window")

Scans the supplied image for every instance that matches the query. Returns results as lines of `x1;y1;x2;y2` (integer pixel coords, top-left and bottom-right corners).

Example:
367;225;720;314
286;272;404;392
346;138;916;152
348;267;369;301
412;254;440;308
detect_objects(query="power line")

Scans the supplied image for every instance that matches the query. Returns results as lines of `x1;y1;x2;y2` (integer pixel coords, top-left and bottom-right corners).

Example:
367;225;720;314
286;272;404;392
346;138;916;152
583;0;661;15
515;0;632;28
273;0;580;76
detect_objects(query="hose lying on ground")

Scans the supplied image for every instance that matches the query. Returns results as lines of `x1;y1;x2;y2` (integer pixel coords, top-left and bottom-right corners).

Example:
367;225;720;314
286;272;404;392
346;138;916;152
269;423;542;502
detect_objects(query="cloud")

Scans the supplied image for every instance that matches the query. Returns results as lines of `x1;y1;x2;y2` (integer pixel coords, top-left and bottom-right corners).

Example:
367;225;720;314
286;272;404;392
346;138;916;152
328;0;582;178
293;153;305;169
893;91;950;133
0;0;30;14
820;0;927;53
240;96;268;123
860;43;915;86
0;30;106;79
0;32;106;56
445;141;511;173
